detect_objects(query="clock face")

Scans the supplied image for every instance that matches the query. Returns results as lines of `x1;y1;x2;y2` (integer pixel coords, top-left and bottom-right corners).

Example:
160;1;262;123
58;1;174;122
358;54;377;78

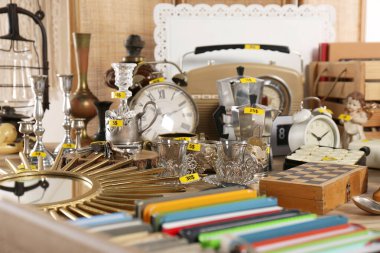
130;83;198;141
260;76;291;115
305;117;337;147
263;85;282;111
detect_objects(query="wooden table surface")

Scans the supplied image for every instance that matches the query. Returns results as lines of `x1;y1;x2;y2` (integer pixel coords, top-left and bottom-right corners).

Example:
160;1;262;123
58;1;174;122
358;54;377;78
1;152;379;230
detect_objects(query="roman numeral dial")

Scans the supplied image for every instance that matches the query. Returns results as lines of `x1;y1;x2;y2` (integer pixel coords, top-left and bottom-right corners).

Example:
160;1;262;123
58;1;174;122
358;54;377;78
130;83;198;141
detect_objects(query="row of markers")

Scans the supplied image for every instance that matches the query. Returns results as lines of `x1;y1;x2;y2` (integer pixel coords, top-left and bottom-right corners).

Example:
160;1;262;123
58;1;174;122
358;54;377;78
71;187;380;253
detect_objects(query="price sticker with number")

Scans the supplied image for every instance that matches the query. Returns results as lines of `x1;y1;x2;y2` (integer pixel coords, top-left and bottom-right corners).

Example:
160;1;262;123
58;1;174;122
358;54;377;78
240;77;256;84
174;137;191;141
62;143;76;149
111;91;126;99
149;77;165;84
187;143;201;152
17;164;37;171
244;44;261;50
179;173;200;184
318;108;333;115
31;151;46;158
244;107;264;115
108;119;123;127
338;114;352;122
322;156;338;161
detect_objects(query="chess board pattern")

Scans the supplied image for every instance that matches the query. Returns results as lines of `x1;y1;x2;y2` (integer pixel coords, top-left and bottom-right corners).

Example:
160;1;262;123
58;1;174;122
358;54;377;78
267;163;358;185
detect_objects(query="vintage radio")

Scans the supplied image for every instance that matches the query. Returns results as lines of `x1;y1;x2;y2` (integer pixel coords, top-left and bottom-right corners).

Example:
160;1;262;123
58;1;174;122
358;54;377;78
185;62;303;140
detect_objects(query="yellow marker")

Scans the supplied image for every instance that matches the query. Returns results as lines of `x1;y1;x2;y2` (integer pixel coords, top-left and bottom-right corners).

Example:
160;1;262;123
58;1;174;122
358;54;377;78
244;44;261;50
17;164;37;170
240;77;257;83
31;151;46;158
62;143;75;149
322;156;337;161
108;119;123;127
318;108;333;115
174;137;191;141
111;91;126;99
338;114;352;122
187;143;201;152
244;107;264;115
149;77;165;84
179;173;200;184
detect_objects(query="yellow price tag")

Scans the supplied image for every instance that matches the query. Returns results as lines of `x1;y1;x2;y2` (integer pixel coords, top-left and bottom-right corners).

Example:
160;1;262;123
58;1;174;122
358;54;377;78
111;91;126;99
179;173;200;184
244;107;264;115
62;143;75;149
322;156;337;161
362;139;370;143
31;151;46;158
174;137;191;141
240;77;257;83
318;108;333;115
187;143;201;152
108;119;123;127
338;114;352;122
244;44;261;50
149;77;165;84
17;164;37;171
266;146;271;154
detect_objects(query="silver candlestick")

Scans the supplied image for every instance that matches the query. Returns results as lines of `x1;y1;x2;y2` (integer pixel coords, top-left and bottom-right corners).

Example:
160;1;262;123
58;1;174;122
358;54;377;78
72;118;85;150
18;120;34;158
54;74;75;155
29;75;54;168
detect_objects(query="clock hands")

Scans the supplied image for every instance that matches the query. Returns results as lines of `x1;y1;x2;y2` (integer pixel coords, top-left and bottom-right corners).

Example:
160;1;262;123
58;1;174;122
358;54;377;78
311;133;320;141
311;130;330;143
319;130;330;140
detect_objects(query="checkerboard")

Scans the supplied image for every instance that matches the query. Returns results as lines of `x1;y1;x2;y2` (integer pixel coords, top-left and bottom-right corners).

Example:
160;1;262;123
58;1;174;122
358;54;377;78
266;163;359;185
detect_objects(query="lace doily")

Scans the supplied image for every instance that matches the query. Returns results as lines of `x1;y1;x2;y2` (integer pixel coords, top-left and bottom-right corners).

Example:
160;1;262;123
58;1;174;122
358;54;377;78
154;4;336;76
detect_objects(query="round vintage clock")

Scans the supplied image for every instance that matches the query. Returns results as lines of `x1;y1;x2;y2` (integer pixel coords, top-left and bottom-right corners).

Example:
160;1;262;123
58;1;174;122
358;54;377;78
260;75;291;115
288;99;340;151
130;82;199;141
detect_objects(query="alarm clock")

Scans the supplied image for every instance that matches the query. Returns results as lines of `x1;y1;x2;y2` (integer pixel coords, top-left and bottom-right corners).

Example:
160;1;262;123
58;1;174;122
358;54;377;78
130;82;198;141
288;97;340;152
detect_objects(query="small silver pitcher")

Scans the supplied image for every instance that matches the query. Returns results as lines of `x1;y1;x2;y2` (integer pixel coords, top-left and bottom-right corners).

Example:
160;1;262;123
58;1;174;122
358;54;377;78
106;101;158;146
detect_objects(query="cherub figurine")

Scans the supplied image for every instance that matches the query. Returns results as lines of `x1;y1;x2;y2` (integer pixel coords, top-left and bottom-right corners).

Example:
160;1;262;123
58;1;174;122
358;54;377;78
341;92;371;148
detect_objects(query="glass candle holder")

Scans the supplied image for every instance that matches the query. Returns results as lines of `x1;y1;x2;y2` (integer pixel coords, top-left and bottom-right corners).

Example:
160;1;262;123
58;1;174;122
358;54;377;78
155;139;188;177
214;140;264;185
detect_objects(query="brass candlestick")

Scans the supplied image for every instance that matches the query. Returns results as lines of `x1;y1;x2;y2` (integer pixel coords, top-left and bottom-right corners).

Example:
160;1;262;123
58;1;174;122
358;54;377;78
72;118;85;150
54;74;75;155
29;75;54;167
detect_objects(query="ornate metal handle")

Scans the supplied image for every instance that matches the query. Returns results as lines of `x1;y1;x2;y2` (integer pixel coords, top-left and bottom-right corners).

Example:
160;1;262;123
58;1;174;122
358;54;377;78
138;101;158;134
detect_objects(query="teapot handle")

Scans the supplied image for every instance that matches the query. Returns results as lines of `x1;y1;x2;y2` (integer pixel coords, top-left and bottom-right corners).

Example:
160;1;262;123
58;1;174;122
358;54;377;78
138;101;158;134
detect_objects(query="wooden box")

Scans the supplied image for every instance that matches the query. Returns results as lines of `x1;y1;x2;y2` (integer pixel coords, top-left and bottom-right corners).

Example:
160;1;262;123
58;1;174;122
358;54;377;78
308;61;380;139
260;163;368;215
